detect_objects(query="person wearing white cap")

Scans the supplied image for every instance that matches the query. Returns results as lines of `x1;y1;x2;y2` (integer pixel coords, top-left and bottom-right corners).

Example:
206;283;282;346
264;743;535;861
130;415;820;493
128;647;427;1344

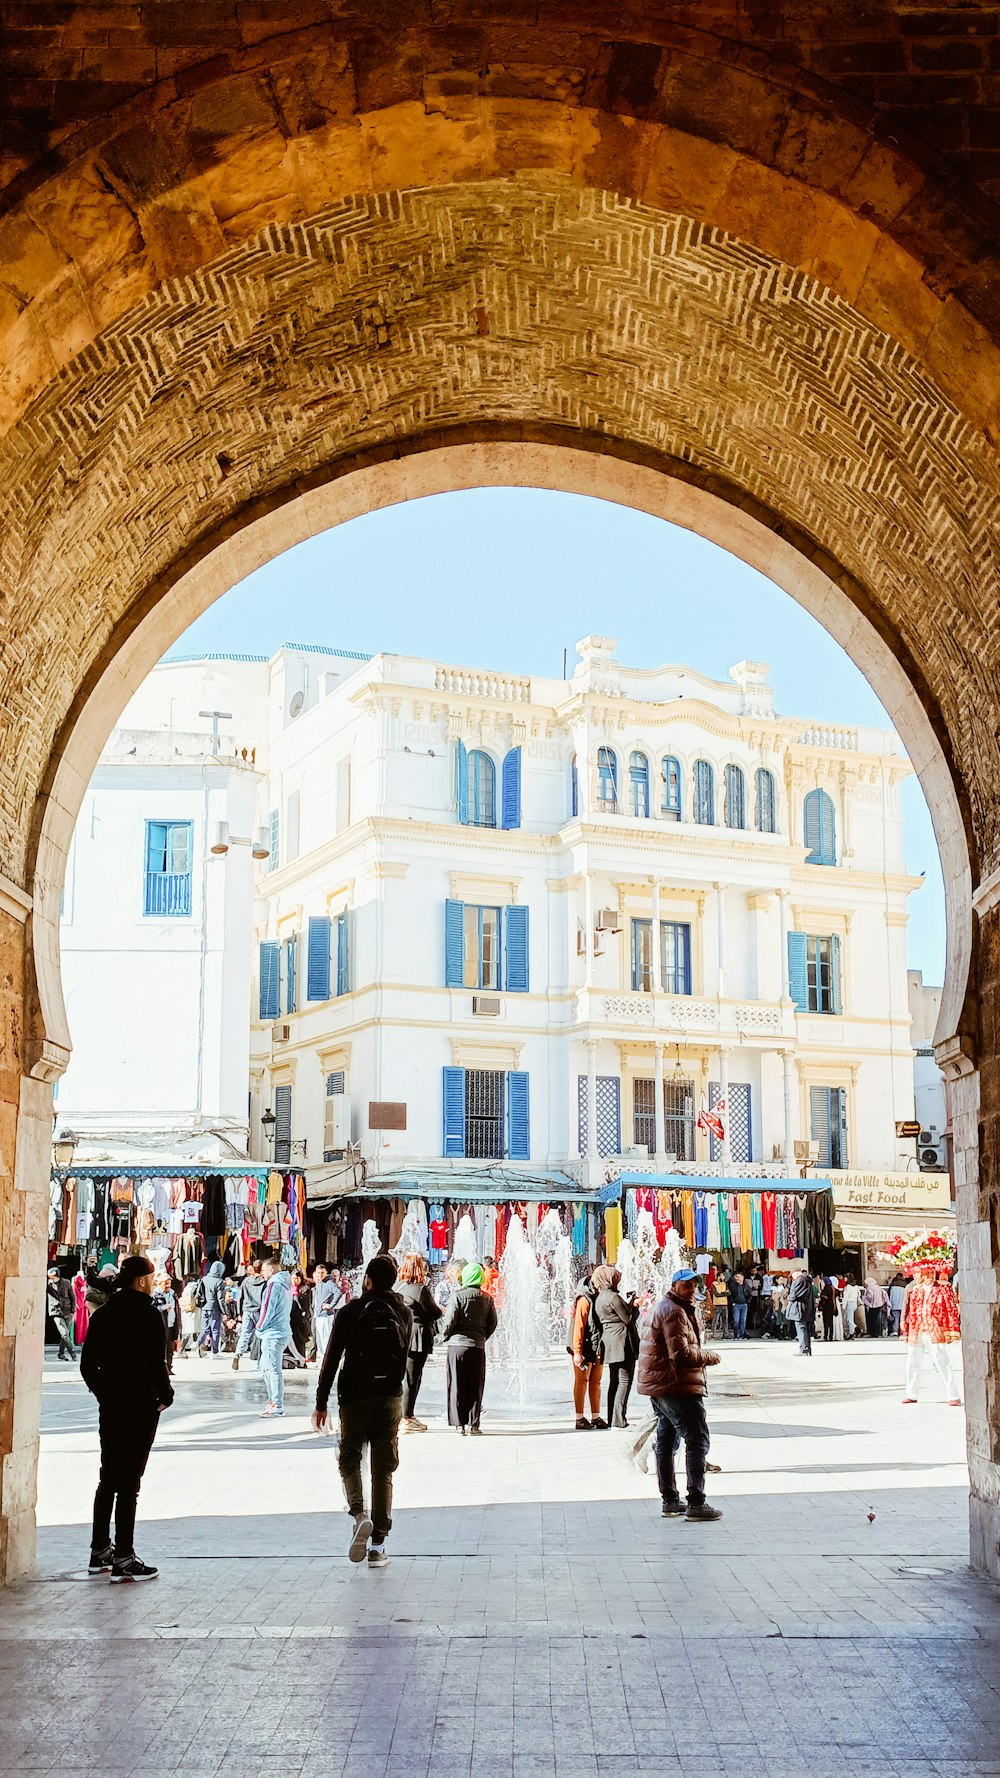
637;1266;723;1523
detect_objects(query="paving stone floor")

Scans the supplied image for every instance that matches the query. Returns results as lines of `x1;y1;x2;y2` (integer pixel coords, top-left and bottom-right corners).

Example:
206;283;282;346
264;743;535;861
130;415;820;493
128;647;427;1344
2;1336;998;1777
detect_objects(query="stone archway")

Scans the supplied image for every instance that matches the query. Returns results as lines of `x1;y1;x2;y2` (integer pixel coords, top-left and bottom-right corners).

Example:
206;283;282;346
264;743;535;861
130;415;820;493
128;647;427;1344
1;9;999;1584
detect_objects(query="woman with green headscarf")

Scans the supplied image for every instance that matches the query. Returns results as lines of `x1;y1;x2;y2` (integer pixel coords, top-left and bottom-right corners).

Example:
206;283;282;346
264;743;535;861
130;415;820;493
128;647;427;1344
438;1262;498;1435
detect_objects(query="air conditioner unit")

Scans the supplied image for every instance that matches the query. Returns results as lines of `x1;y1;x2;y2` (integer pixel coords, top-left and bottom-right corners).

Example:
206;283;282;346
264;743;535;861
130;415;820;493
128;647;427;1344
919;1129;935;1146
919;1144;946;1171
793;1139;819;1163
596;908;622;934
271;1024;291;1043
473;995;501;1017
626;1144;649;1158
576;928;587;955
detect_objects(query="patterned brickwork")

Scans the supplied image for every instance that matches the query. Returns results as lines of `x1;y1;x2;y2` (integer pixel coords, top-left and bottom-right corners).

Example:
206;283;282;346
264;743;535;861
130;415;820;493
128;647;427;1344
0;181;998;889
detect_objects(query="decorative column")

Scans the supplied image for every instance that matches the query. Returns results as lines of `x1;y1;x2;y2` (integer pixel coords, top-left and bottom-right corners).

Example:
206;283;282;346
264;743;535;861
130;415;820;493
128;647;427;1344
719;1044;732;1172
782;1047;796;1165
778;889;791;999
654;1041;666;1162
650;877;662;994
583;869;595;990
715;882;726;1000
585;1038;599;1164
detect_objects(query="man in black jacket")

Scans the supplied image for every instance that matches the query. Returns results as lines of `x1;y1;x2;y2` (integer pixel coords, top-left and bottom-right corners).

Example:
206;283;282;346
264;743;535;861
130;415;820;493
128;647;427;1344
312;1255;412;1570
787;1269;815;1357
80;1253;174;1582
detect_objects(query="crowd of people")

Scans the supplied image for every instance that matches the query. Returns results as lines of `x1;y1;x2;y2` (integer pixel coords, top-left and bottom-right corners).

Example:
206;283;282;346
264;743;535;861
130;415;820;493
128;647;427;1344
55;1238;962;1582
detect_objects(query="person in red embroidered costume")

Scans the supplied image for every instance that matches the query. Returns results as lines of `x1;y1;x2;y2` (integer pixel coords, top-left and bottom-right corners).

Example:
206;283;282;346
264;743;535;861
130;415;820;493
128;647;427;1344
901;1260;962;1406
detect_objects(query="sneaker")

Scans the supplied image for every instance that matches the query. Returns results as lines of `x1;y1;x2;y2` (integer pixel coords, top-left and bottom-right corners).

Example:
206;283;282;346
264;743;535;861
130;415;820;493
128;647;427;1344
109;1554;158;1583
349;1513;373;1564
948;1399;962;1406
575;1416;592;1431
408;1418;428;1432
231;1355;240;1371
88;1546;113;1576
685;1503;723;1523
661;1499;686;1518
260;1403;278;1417
901;1397;917;1404
368;1546;389;1569
590;1416;609;1431
705;1461;722;1474
468;1425;484;1437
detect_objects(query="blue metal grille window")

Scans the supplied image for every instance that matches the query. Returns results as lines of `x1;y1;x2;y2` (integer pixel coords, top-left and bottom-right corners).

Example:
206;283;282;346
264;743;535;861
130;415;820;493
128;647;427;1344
755;767;777;833
466;1069;504;1158
629;751;650;818
709;1080;752;1163
577;1075;621;1159
597;747;618;812
811;1084;848;1168
804;787;836;864
664;1076;696;1160
143;820;193;917
661;756;682;820
468;751;496;827
694;760;715;825
724;764;746;829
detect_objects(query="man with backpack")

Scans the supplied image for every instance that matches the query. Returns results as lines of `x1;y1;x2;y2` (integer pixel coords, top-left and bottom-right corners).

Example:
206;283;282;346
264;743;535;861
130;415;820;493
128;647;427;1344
311;1254;412;1569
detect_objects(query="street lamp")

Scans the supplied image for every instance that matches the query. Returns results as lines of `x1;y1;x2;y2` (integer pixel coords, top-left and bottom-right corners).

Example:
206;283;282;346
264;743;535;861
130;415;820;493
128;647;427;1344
53;1129;77;1168
260;1108;276;1151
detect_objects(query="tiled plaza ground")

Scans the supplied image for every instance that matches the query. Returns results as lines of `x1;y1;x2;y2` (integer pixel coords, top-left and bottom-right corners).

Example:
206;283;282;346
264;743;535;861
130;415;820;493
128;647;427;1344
1;1336;997;1777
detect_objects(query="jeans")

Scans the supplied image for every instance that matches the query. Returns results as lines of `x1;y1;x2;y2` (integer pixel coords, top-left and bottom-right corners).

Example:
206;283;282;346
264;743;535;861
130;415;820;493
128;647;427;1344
50;1313;75;1360
200;1306;222;1353
339;1394;402;1543
731;1302;748;1340
402;1350;428;1418
890;1308;902;1336
606;1360;634;1428
794;1317;812;1355
652;1395;710;1509
91;1404;159;1556
235;1310;259;1357
258;1332;286;1411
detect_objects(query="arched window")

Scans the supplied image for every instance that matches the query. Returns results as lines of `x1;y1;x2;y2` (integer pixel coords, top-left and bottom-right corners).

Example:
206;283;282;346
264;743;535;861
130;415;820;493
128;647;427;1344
570;754;579;819
629;750;650;818
803;787;836;864
661;755;682;820
597;746;619;812
755;767;777;833
468;750;496;828
724;764;746;829
694;759;715;825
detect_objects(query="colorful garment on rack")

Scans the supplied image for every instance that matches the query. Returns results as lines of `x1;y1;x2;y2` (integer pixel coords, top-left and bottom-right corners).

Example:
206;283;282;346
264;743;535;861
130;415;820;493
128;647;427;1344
693;1192;709;1248
761;1192;777;1250
750;1193;764;1249
738;1194;753;1250
604;1205;622;1264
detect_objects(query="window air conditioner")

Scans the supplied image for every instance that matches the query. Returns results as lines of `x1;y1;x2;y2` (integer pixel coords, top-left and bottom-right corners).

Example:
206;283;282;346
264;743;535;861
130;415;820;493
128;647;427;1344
596;909;622;934
793;1139;819;1163
271;1024;291;1043
473;995;501;1017
576;929;587;955
626;1144;649;1158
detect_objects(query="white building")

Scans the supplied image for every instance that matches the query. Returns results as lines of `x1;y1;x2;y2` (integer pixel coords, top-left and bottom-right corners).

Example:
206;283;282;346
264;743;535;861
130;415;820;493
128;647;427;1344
56;658;269;1162
246;636;922;1192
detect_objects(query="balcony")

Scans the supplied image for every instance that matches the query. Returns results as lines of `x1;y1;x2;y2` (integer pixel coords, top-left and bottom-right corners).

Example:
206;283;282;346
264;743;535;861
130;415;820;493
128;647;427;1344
574;988;788;1039
143;871;192;917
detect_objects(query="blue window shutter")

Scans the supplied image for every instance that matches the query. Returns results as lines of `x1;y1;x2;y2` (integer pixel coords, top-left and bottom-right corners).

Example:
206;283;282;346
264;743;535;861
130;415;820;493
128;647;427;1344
336;911;350;996
284;937;297;1015
273;1084;292;1164
504;905;529;992
443;1066;466;1156
787;932;808;1011
695;760;715;824
259;941;280;1020
507;1071;530;1160
830;933;842;1014
306;915;331;1000
571;756;579;818
501;747;522;830
445;900;465;987
804;788;835;864
456;740;469;825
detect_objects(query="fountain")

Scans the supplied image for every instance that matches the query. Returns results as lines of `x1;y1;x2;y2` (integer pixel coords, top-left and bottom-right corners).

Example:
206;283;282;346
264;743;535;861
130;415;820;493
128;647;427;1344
349;1217;382;1296
551;1233;574;1349
392;1199;426;1260
494;1214;546;1410
452;1213;478;1270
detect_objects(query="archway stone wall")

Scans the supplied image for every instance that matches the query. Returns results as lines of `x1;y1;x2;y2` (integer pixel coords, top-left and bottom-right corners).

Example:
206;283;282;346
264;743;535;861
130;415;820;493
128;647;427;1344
0;7;999;1584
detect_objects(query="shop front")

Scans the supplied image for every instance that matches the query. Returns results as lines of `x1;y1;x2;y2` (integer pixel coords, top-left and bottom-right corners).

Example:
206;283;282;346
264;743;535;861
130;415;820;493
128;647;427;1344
827;1169;955;1278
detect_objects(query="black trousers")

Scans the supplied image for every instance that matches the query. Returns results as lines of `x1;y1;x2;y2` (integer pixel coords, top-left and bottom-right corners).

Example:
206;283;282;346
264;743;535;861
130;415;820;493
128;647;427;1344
338;1394;402;1543
652;1395;710;1508
91;1404;160;1556
606;1360;634;1428
402;1350;428;1418
446;1345;486;1428
821;1308;835;1341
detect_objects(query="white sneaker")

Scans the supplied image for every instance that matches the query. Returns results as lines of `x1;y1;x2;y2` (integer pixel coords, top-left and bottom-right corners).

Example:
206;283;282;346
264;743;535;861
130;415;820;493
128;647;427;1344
349;1513;373;1564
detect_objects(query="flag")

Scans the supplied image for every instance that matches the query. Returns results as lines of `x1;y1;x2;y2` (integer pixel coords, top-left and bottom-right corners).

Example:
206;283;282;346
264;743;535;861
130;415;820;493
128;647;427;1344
697;1092;725;1145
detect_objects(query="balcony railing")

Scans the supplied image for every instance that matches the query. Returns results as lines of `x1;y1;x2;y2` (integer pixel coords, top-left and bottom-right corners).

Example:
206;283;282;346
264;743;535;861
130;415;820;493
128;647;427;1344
143;871;192;917
575;989;786;1037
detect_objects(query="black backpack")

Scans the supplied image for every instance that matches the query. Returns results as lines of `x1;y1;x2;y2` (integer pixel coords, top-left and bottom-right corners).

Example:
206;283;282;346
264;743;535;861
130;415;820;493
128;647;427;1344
192;1277;207;1309
351;1295;408;1392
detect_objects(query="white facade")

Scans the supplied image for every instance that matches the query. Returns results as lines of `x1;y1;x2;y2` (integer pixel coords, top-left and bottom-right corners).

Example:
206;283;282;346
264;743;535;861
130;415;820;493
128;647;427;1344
248;637;922;1190
57;659;269;1161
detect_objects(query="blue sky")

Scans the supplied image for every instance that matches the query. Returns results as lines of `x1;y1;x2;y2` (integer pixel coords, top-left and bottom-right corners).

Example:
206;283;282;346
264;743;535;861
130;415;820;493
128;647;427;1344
168;488;944;979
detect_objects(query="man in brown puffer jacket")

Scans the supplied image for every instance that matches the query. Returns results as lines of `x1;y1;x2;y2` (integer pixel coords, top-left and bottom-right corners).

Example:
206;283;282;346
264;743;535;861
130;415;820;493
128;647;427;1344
637;1266;722;1523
